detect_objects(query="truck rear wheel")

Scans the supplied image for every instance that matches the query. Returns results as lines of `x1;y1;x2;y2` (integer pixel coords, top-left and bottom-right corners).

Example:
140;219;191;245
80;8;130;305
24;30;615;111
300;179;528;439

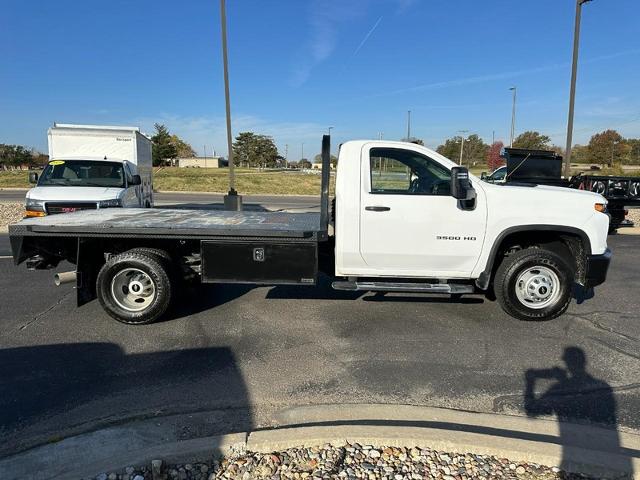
494;247;572;321
96;251;172;325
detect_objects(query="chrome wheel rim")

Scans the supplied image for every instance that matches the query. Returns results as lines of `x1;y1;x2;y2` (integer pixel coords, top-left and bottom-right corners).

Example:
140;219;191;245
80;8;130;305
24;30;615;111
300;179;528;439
515;266;560;310
110;268;156;312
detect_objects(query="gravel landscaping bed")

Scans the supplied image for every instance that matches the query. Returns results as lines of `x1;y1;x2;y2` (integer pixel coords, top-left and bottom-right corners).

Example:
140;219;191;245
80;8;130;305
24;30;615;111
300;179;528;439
90;443;609;480
0;202;24;227
626;208;640;225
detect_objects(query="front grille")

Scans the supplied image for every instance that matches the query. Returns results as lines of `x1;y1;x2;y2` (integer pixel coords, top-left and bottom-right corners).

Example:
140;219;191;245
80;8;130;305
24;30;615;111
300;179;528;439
46;202;98;215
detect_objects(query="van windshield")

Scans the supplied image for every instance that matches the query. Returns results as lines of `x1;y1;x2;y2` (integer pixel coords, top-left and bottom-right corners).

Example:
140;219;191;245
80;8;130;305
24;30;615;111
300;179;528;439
38;160;125;188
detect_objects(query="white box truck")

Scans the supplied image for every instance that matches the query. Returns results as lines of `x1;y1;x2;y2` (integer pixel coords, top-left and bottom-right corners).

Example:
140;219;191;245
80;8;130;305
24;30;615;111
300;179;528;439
25;123;153;217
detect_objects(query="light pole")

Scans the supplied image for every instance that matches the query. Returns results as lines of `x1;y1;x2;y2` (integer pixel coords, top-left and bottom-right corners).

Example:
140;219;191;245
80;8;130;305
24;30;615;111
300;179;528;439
564;0;593;178
509;87;517;147
407;110;412;140
301;143;304;166
219;0;241;210
328;126;334;136
458;130;469;166
610;139;619;167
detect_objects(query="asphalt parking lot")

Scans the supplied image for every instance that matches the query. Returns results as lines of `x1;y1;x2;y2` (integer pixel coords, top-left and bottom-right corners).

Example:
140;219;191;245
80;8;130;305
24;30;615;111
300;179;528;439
1;232;639;459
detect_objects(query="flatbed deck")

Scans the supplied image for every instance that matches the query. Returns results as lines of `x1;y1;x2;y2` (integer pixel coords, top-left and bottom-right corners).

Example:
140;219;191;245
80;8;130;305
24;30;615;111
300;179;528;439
9;208;325;241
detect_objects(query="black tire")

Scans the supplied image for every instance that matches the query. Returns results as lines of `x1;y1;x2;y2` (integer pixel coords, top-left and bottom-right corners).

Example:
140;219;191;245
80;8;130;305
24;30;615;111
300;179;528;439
126;247;172;265
494;247;573;321
96;252;172;325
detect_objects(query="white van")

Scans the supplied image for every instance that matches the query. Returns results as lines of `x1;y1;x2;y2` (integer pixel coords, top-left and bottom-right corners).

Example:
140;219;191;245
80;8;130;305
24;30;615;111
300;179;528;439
25;124;153;217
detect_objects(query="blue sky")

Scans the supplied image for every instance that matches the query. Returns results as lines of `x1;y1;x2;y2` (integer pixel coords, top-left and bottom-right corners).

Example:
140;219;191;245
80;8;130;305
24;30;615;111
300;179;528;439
2;0;639;158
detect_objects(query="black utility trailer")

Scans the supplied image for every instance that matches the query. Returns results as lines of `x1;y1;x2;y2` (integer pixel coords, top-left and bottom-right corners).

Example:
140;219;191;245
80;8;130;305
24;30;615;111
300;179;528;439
9;137;332;324
500;148;640;231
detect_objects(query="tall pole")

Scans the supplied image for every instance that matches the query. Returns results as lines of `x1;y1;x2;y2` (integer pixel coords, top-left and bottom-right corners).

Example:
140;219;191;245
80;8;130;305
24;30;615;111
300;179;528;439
328;126;334;136
407;110;411;140
509;87;517;147
284;144;288;167
301;143;304;162
220;0;241;209
458;130;468;166
564;0;592;178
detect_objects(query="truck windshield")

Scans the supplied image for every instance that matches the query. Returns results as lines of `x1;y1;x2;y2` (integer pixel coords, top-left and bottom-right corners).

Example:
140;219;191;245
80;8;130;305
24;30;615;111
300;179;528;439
38;160;125;188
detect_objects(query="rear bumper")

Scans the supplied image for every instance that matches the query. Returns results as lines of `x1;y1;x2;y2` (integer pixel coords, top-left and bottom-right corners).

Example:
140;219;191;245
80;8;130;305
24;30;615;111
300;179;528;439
584;248;612;288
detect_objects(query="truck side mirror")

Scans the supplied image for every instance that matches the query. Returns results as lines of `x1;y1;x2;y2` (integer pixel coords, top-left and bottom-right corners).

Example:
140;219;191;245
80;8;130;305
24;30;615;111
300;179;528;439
480;172;487;180
29;172;38;184
451;166;476;210
451;167;474;199
129;174;142;186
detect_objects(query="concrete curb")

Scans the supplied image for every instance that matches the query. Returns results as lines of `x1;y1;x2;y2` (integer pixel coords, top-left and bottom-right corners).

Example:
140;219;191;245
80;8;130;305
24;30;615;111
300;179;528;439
1;404;638;479
618;227;640;235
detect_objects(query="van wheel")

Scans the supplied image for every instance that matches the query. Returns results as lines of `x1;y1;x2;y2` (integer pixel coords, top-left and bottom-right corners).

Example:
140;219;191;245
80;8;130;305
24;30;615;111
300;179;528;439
494;247;572;321
96;252;171;325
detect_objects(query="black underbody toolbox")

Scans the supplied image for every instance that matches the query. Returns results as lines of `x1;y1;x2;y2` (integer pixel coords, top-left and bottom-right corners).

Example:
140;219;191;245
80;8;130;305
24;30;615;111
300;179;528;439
201;241;317;285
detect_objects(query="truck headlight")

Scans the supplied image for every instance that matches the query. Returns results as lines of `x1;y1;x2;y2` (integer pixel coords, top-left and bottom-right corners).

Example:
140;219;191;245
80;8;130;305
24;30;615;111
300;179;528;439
99;199;122;208
25;199;46;217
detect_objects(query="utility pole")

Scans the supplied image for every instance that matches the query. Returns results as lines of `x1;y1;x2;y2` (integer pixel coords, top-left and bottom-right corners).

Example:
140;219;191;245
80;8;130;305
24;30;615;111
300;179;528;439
492;130;495;145
407;110;411;140
284;144;288;167
219;0;241;210
378;132;383;140
301;142;304;165
509;87;517;147
564;0;593;178
458;130;469;166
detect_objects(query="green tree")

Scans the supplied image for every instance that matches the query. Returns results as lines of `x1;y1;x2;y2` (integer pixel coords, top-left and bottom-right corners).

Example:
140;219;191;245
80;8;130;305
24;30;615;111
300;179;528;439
151;124;177;166
570;144;591;164
437;134;488;167
170;134;196;158
232;132;279;168
299;158;312;169
0;144;35;169
623;138;640;165
512;131;551;150
587;130;624;167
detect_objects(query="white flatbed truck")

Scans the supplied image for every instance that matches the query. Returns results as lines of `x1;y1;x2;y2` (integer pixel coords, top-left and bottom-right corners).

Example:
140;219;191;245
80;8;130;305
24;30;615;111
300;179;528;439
9;136;612;324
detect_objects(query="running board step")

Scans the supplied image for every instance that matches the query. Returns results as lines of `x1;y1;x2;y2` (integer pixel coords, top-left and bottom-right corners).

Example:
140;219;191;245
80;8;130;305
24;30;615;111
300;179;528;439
331;281;475;294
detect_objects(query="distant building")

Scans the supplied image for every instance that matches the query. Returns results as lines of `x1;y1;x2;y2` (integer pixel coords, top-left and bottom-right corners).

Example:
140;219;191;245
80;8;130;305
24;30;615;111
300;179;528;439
177;156;227;168
311;163;334;170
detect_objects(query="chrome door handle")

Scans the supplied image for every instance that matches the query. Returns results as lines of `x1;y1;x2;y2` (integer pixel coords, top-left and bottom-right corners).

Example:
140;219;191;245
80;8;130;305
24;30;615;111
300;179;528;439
365;206;391;212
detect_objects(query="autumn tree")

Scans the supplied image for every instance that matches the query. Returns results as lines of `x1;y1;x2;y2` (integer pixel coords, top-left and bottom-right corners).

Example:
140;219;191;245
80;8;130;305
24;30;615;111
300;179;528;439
170;134;196;158
512;131;551;150
587;130;624;166
486;141;505;171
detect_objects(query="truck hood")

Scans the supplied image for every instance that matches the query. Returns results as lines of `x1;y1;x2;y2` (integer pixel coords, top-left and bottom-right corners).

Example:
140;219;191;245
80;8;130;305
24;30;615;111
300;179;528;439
26;186;125;202
478;180;607;228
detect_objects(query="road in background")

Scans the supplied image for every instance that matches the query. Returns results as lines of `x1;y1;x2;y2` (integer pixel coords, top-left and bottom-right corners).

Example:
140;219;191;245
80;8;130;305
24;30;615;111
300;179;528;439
1;235;638;458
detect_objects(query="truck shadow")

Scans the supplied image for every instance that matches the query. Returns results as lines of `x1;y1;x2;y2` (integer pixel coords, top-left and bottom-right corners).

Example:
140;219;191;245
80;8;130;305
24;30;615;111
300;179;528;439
0;343;251;464
524;346;634;477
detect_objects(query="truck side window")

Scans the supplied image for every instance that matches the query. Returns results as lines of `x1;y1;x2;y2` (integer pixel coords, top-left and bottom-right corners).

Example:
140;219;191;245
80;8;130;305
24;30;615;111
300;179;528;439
370;147;451;196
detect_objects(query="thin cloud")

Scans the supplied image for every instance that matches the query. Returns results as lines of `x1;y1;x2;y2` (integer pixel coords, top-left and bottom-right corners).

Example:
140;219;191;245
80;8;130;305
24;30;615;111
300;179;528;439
371;48;640;98
352;16;383;57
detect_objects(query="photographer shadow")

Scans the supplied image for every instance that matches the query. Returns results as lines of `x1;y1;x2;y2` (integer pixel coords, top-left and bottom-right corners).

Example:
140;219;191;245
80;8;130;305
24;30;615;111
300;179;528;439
524;347;633;477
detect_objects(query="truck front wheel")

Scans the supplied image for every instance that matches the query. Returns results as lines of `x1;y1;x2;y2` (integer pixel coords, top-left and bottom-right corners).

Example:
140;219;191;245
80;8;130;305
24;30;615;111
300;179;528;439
96;251;172;325
494;247;573;321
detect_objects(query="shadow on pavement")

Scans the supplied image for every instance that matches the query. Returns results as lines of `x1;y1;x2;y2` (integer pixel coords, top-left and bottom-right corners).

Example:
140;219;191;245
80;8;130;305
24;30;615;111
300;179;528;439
525;346;634;477
0;343;251;460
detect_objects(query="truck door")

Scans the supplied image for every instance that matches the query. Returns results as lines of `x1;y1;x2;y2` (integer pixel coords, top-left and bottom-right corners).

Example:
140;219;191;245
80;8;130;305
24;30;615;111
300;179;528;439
359;145;487;277
122;162;140;207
